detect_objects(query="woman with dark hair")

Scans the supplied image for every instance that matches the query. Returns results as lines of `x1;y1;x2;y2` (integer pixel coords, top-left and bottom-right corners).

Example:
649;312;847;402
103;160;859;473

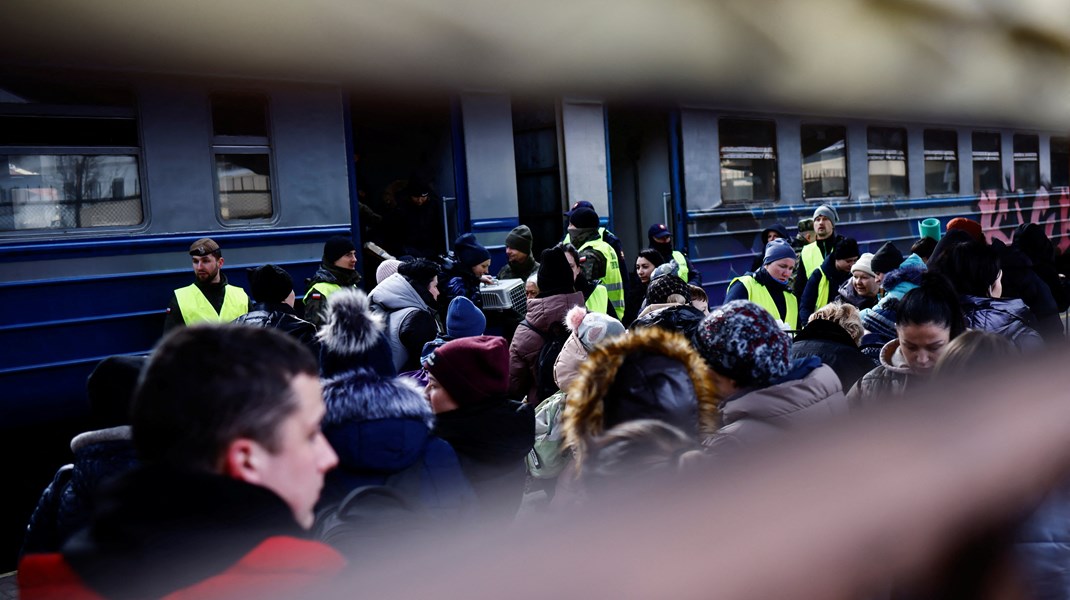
847;273;966;408
367;259;444;372
623;249;666;326
940;240;1043;350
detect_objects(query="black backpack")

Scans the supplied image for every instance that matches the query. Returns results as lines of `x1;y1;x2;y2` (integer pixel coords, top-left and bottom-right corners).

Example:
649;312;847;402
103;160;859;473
519;319;569;403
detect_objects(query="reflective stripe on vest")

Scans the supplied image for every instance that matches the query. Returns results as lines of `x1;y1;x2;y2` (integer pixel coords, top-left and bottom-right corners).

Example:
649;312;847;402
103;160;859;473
730;275;798;330
585;284;610;315
578;238;625;319
303;282;342;303
815;270;832;311
671;250;689;283
175;284;249;325
801;243;824;280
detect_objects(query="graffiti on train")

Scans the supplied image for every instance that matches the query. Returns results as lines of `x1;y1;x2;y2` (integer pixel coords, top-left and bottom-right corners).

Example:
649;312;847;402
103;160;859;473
978;187;1070;252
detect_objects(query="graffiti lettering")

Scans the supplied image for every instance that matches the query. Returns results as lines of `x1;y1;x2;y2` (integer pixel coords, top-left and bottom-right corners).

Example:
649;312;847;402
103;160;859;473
976;187;1070;252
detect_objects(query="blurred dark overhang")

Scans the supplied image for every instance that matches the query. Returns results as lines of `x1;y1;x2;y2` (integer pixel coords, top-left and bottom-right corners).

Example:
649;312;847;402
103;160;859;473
3;0;1070;129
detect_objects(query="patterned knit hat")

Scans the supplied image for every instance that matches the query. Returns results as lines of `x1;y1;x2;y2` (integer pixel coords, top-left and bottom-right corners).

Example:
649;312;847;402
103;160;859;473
646;274;690;305
694;300;791;386
577;311;627;352
860;303;898;341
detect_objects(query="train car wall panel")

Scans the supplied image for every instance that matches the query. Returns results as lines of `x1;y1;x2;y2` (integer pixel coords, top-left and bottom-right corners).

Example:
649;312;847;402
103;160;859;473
560;98;610;216
460;92;520;246
271;86;351;226
776;116;803;207
138;83;216;232
680;108;720;211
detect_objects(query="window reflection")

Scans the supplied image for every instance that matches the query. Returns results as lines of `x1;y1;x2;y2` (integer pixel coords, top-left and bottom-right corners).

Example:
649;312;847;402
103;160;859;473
0;154;142;231
868;127;908;199
720;119;778;203
801;124;847;199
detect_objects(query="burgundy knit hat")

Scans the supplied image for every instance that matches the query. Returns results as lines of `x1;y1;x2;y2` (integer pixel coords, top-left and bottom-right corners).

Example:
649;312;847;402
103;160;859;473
423;335;509;405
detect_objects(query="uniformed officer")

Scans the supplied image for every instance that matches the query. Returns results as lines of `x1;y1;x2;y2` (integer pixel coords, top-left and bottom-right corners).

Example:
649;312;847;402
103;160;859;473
163;238;250;333
648;223;700;285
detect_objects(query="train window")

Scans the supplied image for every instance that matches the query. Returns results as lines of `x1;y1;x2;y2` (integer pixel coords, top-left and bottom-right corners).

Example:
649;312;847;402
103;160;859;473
1051;137;1069;190
923;129;958;196
214;153;273;220
719;118;778;203
1013;134;1039;192
867;127;908;198
211;93;273;221
0;154;142;231
801;124;847;199
972;132;1002;191
0;79;143;233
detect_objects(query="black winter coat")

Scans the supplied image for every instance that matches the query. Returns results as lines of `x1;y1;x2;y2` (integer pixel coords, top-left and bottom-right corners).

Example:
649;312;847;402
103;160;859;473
790;319;876;392
433;399;534;523
960;294;1044;350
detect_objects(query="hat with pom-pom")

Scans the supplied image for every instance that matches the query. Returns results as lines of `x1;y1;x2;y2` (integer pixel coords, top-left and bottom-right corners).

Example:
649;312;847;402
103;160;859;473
694;300;791;387
317;287;395;378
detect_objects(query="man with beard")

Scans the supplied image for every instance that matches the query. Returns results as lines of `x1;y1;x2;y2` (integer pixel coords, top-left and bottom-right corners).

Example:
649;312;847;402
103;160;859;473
163;238;250;333
497;225;540;282
794;205;846;298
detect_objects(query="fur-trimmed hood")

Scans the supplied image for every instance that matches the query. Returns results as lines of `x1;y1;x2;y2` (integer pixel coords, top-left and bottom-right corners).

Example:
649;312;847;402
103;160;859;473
562;326;718;471
317;287;395;377
322;367;434;429
321;368;441;478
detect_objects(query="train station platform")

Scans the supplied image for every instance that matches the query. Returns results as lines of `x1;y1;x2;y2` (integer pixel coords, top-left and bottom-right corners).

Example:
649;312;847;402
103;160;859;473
0;572;16;599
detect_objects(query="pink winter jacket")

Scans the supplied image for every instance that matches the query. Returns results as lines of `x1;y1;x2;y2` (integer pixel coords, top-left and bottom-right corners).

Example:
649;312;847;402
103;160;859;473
508;291;585;403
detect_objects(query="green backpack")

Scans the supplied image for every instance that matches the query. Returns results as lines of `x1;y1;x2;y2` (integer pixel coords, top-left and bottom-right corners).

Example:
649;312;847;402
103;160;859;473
526;390;570;479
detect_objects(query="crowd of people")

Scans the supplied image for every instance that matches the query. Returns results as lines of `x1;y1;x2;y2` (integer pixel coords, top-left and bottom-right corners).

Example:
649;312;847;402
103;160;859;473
15;202;1070;599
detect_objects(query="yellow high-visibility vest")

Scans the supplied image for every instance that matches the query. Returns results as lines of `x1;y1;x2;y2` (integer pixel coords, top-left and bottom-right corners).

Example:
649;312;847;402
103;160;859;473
577;238;625;320
729;275;798;330
174;284;249;325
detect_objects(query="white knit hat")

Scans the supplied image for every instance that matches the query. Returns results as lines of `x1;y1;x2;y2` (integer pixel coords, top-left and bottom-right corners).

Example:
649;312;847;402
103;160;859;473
851;253;876;277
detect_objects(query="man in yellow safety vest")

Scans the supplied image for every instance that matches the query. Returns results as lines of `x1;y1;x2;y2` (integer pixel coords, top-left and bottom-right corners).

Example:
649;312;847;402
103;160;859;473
793;204;845;298
163;238;250;333
565;206;625;320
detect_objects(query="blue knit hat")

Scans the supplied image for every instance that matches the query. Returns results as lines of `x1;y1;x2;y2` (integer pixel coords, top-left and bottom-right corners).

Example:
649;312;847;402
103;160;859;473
695;300;791;386
454;233;491;268
446;296;486;338
762;238;797;266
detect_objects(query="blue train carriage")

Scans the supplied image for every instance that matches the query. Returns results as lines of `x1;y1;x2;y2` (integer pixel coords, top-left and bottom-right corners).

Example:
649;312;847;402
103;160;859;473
675;108;1070;303
0;73;354;429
